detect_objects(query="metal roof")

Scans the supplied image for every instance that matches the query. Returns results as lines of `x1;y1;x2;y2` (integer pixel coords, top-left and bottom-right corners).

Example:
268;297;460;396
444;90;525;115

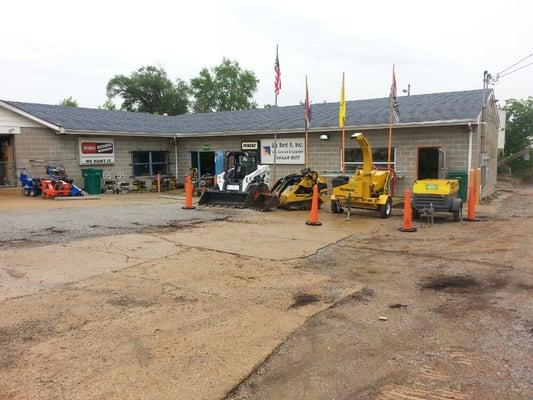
2;89;488;136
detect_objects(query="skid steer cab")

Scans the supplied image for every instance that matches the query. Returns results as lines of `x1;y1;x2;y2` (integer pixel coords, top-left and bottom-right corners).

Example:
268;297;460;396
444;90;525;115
411;179;463;222
198;151;279;211
330;132;394;218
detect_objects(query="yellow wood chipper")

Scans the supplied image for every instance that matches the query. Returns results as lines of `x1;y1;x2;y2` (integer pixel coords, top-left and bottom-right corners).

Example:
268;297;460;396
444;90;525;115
330;132;394;218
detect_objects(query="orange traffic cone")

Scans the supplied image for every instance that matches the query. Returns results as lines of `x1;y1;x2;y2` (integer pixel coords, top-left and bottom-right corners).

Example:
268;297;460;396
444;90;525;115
182;175;196;210
463;184;479;222
399;189;417;232
305;184;322;226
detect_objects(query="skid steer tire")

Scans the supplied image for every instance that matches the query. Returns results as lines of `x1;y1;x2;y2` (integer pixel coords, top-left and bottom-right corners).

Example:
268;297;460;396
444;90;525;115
379;198;392;218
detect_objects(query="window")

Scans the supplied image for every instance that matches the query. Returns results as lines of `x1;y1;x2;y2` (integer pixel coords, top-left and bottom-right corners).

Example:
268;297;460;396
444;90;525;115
344;147;396;172
132;151;169;176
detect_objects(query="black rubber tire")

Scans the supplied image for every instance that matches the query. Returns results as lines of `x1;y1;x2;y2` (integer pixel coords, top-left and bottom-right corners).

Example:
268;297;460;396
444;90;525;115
23;188;30;197
330;200;342;214
29;189;38;197
453;206;462;222
379;198;392;218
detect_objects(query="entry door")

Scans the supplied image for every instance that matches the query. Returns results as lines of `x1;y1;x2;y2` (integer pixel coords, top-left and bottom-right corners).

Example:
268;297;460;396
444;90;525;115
215;150;224;175
417;147;440;180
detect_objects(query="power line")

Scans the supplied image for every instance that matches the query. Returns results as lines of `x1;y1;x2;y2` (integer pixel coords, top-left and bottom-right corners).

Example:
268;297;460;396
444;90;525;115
496;51;533;76
498;61;533;78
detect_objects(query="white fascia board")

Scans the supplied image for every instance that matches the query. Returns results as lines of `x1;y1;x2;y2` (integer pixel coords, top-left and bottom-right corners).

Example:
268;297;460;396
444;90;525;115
64;129;177;138
0;101;65;132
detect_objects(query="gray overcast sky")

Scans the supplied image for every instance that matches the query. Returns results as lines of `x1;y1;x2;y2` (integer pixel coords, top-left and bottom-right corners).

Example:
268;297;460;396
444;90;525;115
1;0;531;109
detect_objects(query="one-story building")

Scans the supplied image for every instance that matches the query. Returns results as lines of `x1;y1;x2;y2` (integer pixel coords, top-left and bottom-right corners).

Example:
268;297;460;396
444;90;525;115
0;88;500;198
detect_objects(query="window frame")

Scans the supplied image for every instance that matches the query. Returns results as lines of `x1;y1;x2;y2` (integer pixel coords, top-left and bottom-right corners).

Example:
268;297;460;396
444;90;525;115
343;147;396;171
131;151;170;177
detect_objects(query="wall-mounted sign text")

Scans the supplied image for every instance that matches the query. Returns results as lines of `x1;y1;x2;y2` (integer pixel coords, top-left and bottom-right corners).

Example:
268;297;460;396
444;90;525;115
260;138;305;164
79;138;115;165
241;141;259;151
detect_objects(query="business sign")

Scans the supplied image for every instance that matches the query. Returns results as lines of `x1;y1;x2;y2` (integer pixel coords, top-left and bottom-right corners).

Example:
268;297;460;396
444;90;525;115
241;141;259;151
79;138;115;165
260;138;305;165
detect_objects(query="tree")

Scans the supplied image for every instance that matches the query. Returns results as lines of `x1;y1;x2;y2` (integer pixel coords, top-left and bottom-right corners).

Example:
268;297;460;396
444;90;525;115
59;97;78;107
504;97;533;155
190;58;258;113
100;99;117;110
106;65;189;115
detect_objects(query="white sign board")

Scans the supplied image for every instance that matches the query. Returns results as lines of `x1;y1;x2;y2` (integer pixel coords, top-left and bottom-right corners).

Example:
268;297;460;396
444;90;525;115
260;138;305;165
79;138;115;165
241;141;259;151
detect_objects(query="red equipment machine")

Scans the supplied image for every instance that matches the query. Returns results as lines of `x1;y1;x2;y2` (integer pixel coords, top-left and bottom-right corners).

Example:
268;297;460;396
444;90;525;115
40;179;71;199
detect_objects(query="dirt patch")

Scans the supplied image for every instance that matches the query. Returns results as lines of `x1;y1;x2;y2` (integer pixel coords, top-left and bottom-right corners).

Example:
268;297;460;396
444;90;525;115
421;275;481;292
388;303;408;309
44;227;66;234
289;293;320;309
107;295;154;308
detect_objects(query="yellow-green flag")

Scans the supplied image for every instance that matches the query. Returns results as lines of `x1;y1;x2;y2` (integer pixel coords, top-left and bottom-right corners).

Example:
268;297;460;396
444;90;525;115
339;72;346;128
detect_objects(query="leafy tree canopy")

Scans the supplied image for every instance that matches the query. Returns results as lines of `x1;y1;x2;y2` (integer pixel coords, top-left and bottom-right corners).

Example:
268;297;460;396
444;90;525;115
59;96;78;107
100;99;117;110
106;65;189;115
504;97;533;155
190;58;258;113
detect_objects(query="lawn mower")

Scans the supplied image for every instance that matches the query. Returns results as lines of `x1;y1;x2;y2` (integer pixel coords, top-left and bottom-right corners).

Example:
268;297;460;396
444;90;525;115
42;163;83;198
330;132;394;218
271;168;328;210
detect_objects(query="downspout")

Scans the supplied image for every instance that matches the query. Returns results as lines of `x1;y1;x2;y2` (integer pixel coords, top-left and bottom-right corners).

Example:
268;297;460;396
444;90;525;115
467;123;473;188
173;135;179;183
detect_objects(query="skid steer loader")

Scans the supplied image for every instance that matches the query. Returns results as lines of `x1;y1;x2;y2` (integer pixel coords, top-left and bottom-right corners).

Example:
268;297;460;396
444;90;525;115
330;132;394;218
198;151;279;211
271;168;328;210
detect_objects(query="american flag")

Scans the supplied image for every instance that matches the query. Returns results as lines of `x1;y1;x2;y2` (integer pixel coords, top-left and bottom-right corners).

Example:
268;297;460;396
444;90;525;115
304;76;311;129
390;66;400;122
274;46;281;95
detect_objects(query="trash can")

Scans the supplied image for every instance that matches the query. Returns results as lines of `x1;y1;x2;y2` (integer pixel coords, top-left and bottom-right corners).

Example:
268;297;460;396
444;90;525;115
447;171;468;202
82;168;103;195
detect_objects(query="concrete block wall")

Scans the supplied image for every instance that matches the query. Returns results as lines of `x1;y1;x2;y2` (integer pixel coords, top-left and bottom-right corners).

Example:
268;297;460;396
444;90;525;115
176;125;472;195
15;128;175;188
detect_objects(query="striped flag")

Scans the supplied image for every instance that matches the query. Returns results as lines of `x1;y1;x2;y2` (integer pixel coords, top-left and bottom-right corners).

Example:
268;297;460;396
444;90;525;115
339;72;346;128
274;46;281;96
304;76;311;130
390;65;400;122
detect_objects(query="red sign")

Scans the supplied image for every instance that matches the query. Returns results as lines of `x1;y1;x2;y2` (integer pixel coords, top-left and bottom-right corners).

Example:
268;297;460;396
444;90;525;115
81;142;113;154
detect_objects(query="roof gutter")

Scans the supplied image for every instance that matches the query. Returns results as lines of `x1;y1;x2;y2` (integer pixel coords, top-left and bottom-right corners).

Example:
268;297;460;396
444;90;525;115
63;118;477;139
0;100;65;133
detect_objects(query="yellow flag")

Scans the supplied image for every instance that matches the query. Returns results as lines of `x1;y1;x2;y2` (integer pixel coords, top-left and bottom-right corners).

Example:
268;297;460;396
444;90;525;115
339;73;346;128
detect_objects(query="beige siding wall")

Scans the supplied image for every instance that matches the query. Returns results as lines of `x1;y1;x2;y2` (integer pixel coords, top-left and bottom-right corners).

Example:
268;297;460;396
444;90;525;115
0;107;42;129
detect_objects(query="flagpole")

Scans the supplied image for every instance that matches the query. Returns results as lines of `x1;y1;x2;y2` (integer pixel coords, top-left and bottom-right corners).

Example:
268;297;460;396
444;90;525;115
304;75;308;168
273;44;279;185
387;64;394;170
341;72;346;174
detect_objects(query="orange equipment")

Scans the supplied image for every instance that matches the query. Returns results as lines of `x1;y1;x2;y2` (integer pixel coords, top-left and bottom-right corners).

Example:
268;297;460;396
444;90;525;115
182;175;195;210
399;189;417;232
305;184;322;226
463;184;480;222
41;179;71;199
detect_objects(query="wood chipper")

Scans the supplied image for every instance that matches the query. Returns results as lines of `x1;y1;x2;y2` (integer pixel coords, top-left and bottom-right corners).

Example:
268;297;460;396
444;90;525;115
330;132;394;218
411;179;463;222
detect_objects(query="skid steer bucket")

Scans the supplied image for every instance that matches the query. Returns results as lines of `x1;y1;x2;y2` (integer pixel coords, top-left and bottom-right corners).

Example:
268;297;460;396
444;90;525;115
198;190;250;208
244;192;280;211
